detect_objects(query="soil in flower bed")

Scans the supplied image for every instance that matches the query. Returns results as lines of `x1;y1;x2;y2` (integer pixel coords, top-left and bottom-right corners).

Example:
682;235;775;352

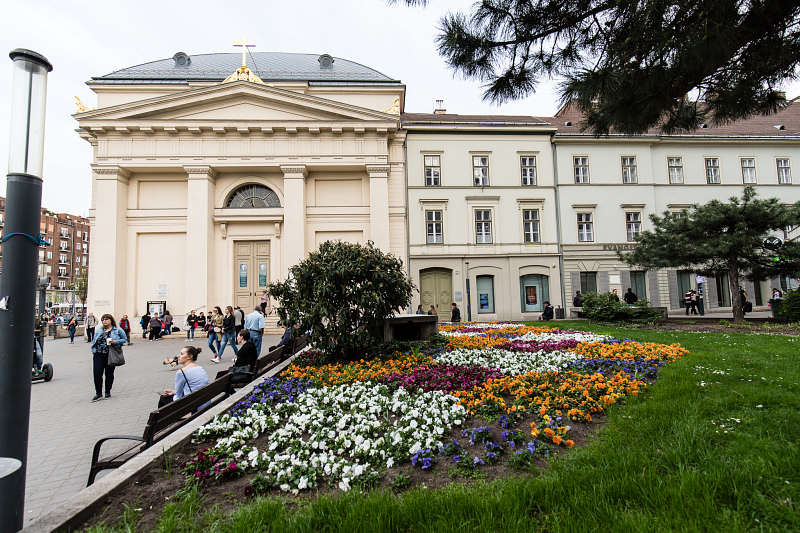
79;411;606;532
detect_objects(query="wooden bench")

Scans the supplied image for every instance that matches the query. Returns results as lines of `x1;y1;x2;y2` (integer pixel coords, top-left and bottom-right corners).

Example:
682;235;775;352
229;346;285;389
280;332;309;361
87;373;234;486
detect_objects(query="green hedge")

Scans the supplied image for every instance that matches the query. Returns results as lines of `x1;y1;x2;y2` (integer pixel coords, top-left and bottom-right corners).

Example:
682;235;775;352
580;292;663;324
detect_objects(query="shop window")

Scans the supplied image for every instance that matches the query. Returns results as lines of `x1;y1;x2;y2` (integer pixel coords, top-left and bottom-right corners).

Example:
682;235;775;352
520;274;549;313
476;275;495;314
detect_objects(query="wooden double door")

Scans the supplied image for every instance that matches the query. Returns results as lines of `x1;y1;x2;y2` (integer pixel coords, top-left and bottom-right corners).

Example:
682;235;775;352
234;241;270;311
420;268;453;322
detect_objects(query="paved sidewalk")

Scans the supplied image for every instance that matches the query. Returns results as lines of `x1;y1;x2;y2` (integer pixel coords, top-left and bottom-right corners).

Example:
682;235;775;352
24;331;281;524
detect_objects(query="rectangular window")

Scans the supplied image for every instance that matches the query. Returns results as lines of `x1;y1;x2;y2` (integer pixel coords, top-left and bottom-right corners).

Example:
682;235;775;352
76;243;81;251
82;257;87;266
778;158;792;184
60;228;69;238
426;210;443;244
58;267;66;277
705;158;721;183
574;157;589;183
523;209;540;243
521;156;537;186
58;280;66;289
630;271;647;300
473;156;489;186
741;158;756;184
83;231;88;241
622;156;638;183
626;212;642;241
59;254;66;263
672;211;686;219
476;275;495;314
668;157;684;183
476;210;492;243
46;251;52;259
580;272;597;294
424;155;441;186
577;213;594;242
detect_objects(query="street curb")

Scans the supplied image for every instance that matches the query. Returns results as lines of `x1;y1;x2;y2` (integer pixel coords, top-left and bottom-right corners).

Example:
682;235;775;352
21;354;298;533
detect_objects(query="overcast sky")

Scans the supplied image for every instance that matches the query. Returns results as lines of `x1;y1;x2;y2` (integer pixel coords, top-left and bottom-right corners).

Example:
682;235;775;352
0;0;797;216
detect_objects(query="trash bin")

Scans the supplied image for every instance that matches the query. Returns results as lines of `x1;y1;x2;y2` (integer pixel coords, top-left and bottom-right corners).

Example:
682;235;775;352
48;324;57;338
554;307;565;320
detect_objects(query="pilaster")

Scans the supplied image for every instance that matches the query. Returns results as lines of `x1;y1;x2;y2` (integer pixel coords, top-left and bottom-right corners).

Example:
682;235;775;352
366;164;391;252
281;165;308;278
90;165;131;318
184;166;218;311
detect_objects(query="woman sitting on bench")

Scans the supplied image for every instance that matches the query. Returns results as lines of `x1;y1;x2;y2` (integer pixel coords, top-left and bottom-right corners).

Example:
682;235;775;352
158;346;209;408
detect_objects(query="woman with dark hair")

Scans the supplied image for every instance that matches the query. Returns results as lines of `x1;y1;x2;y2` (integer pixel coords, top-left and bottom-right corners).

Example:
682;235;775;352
158;346;210;408
148;312;162;341
90;313;126;402
217;305;239;363
67;316;78;344
207;306;223;360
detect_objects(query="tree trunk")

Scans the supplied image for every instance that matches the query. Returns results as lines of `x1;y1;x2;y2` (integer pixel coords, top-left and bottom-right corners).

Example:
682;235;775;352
728;263;744;323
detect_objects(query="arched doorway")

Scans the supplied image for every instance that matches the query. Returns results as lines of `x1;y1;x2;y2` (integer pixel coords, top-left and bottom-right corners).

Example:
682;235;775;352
419;268;453;323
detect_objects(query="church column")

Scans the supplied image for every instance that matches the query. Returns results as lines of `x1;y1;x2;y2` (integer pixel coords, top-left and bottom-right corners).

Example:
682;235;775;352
281;165;308;278
91;165;130;318
366;164;391;251
184;166;217;312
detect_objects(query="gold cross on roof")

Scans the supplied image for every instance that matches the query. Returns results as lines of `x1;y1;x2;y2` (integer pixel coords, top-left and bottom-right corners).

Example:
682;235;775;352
233;34;256;68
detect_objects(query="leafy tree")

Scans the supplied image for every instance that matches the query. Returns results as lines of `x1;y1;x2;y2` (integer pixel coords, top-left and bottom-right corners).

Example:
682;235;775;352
391;0;800;135
70;267;89;313
618;187;800;323
267;240;415;361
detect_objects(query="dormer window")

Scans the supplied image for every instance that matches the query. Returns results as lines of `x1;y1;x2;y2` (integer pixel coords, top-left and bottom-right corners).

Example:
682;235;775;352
172;52;191;68
318;54;334;69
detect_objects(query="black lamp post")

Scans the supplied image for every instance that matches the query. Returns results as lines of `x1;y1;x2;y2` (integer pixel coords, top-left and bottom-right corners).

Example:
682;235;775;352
0;48;52;533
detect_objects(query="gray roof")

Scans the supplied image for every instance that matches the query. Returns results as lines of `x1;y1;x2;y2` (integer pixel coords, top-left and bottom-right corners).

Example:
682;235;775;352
90;52;400;84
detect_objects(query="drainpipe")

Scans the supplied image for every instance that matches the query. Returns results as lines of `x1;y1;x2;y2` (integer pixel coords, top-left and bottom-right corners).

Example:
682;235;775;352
404;135;412;310
552;141;566;311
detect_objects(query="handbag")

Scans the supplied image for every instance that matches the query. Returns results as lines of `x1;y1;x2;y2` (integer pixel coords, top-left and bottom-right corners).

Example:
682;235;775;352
214;326;222;333
108;342;125;366
229;365;253;384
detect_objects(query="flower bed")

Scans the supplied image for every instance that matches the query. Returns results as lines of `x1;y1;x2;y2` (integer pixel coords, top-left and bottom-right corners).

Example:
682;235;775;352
183;322;688;495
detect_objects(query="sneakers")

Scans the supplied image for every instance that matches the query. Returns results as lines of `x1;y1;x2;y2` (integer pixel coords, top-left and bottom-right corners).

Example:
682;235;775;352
91;395;102;402
105;392;112;399
211;357;220;363
231;357;237;362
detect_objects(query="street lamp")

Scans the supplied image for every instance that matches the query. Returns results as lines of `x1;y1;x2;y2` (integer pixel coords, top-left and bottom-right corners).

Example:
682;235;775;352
0;48;52;533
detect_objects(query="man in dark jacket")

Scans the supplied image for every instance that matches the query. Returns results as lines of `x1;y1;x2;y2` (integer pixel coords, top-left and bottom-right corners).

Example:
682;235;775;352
216;330;257;380
269;323;293;352
450;302;461;323
623;288;639;304
539;301;554;321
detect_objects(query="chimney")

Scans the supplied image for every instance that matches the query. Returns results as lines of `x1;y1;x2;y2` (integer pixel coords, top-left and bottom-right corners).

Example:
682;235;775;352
434;100;446;114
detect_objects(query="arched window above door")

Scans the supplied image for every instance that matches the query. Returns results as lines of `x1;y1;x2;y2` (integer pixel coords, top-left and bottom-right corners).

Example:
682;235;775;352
226;184;281;208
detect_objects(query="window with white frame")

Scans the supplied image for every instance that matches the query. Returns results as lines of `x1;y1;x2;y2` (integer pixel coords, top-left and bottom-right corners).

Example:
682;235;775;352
426;210;443;243
476;210;492;243
60;228;69;238
705;158;721;183
58;280;66;289
46;251;52;259
574;157;589;183
777;158;792;184
672;211;686;219
626;212;642;241
521;156;537;186
83;231;88;241
622;156;638;183
741;158;756;184
473;156;489;186
668;157;684;183
577;213;594;242
58;267;67;277
76;243;81;251
523;209;540;243
59;254;66;263
82;256;87;266
424;155;441;186
75;268;80;276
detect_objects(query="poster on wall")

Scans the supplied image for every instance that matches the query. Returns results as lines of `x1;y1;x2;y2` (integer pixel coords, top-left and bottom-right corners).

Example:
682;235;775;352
239;263;248;288
259;263;267;287
480;293;489;309
147;301;165;317
525;286;537;305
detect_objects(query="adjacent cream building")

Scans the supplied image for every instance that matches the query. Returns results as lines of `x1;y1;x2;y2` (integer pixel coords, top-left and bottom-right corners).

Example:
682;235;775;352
75;51;407;328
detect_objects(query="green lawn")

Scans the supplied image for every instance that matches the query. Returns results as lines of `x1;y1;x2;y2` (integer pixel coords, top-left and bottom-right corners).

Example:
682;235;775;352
86;323;799;533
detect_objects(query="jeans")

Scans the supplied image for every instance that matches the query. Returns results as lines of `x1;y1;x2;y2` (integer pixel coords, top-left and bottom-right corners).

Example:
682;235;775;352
187;327;195;340
92;353;115;395
86;327;95;342
208;331;220;354
124;330;130;344
68;327;76;342
218;331;239;359
149;327;161;341
249;331;263;356
34;339;43;370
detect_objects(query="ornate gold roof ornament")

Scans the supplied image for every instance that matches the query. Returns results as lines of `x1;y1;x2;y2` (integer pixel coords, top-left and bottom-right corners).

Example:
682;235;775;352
223;34;264;85
381;98;400;115
75;95;94;113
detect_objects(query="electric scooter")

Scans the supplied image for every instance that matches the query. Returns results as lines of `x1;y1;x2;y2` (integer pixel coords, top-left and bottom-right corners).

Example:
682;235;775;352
31;333;53;382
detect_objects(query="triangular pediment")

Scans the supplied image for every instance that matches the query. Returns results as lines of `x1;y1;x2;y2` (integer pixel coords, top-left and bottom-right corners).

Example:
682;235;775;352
75;81;397;123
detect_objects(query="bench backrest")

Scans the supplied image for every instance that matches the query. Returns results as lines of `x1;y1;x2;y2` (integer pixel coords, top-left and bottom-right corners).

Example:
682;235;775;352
142;372;234;447
254;346;284;378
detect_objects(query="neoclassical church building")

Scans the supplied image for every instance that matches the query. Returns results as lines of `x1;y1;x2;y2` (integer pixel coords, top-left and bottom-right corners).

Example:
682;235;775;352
75;48;407;328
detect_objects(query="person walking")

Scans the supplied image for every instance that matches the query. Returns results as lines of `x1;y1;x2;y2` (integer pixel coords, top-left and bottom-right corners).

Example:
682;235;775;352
450;302;461;323
186;310;198;340
207;306;223;360
85;312;98;343
217;306;239;362
163;310;173;336
244;306;265;356
90;313;126;402
623;288;639;305
739;286;749;315
234;306;245;340
158;346;210;408
67;316;78;344
140;311;150;340
119;315;132;345
148;312;162;341
684;289;694;315
260;290;269;314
